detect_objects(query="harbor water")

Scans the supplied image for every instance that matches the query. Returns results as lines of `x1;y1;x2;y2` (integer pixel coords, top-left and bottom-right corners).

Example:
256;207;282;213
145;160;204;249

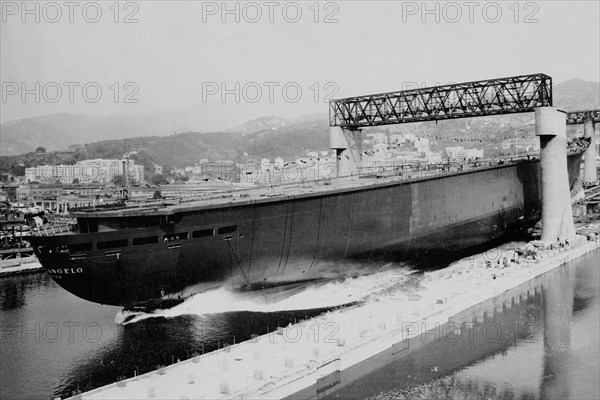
0;249;598;400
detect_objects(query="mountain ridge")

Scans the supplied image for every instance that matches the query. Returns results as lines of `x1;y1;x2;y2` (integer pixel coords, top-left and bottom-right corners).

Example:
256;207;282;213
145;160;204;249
1;78;598;180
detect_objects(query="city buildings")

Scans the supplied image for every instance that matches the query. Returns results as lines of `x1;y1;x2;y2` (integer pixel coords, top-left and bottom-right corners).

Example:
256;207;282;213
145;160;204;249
445;146;485;161
239;156;337;184
25;159;144;184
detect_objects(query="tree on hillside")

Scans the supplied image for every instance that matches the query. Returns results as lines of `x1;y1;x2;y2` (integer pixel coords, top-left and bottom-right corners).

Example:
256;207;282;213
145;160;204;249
35;146;47;153
151;174;167;185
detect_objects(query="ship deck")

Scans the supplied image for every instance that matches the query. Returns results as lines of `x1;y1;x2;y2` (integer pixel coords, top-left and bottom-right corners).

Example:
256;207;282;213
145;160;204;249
69;155;541;219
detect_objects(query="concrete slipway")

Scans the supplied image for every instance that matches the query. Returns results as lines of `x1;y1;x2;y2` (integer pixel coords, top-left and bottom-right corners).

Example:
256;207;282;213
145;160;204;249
67;223;600;400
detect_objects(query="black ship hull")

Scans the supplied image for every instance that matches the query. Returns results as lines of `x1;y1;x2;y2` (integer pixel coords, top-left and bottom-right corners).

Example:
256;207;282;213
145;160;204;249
29;158;579;308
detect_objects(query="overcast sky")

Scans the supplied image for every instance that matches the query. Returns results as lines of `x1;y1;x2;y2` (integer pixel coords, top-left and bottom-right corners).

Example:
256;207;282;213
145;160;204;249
1;0;599;129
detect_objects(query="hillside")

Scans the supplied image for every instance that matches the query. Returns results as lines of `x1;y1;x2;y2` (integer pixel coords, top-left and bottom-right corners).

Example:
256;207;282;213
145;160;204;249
102;114;329;168
225;112;328;134
0;113;164;156
1;78;597;180
0;110;219;156
553;78;600;111
0;114;330;179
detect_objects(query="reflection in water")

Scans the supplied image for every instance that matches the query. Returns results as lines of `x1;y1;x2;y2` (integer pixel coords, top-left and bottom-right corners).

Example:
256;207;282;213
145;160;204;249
1;250;597;400
541;267;574;400
315;250;599;400
0;273;48;311
0;273;122;400
315;290;544;400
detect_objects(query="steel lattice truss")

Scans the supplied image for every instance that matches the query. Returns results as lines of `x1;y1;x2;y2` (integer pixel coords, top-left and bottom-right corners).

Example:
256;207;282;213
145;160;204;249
566;109;600;125
329;73;552;128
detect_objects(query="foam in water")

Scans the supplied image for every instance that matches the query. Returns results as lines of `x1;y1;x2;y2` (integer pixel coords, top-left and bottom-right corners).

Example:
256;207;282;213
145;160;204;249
116;265;417;325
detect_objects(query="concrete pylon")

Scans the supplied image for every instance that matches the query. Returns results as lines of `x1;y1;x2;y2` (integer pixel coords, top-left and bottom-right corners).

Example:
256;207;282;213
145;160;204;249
330;126;362;176
535;107;576;242
583;120;597;184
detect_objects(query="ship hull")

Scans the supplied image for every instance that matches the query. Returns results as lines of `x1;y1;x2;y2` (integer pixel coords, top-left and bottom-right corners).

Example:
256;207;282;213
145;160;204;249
30;159;564;308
